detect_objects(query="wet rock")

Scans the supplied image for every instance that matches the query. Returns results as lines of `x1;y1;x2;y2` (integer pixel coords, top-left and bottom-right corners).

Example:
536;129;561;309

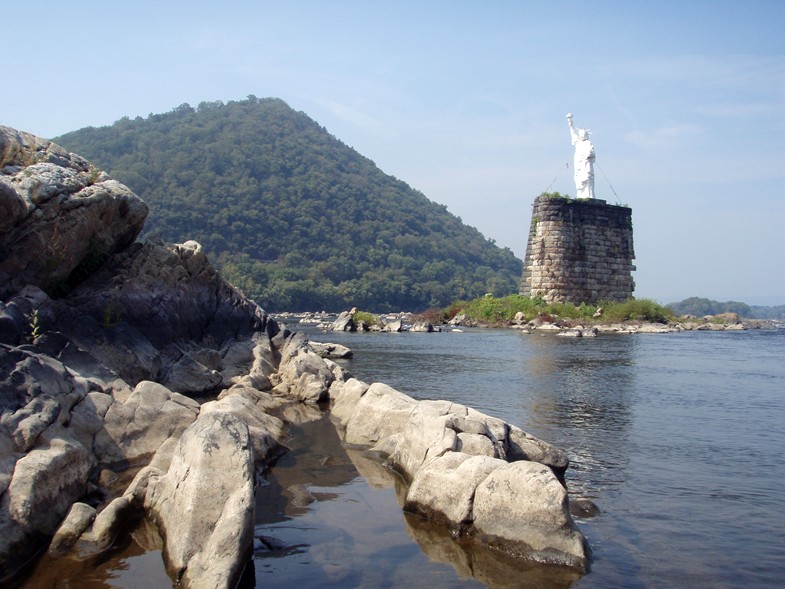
570;497;601;518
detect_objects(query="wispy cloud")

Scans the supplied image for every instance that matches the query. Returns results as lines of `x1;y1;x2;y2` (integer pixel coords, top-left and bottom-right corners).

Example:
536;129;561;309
624;124;703;149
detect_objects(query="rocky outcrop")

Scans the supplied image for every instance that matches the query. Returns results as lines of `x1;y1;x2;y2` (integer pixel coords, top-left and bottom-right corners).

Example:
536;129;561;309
329;377;589;571
0;127;286;584
0;126;148;299
143;412;256;589
1;126;590;584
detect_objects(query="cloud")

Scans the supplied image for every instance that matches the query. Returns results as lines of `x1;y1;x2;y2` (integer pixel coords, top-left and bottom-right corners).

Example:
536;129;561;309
624;124;703;149
319;100;393;137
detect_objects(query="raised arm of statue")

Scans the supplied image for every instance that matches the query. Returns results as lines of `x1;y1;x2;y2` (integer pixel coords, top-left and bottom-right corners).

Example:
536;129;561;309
566;113;580;145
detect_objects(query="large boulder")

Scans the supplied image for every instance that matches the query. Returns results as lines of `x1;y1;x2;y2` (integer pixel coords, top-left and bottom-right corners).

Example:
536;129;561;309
471;461;590;572
0;426;92;579
94;380;199;466
144;411;256;589
274;333;335;403
0;126;148;299
331;379;588;572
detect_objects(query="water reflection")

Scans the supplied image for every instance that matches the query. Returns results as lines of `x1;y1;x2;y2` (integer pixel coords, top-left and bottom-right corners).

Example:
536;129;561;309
517;335;637;498
251;411;584;588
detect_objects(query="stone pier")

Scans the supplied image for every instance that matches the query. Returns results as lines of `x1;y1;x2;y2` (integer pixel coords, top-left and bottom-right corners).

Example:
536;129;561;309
519;194;635;304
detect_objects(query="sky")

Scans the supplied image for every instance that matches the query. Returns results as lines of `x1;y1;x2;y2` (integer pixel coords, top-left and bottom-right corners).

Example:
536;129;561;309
3;0;784;305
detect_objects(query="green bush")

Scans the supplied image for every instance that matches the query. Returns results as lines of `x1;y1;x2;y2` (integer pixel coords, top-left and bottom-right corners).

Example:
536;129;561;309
353;310;379;326
446;295;674;325
601;298;675;323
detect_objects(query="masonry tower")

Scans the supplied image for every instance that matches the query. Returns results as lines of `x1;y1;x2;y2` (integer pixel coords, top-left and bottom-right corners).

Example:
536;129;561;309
519;194;635;304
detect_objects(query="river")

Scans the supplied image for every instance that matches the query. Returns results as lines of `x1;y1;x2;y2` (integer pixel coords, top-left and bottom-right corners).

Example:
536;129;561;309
15;327;785;588
298;326;785;588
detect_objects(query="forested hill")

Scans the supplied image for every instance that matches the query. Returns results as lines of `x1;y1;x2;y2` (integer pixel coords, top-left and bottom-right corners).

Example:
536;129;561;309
54;97;522;312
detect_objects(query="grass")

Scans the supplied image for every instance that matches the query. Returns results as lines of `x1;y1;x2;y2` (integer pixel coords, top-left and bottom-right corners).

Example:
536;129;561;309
443;294;676;326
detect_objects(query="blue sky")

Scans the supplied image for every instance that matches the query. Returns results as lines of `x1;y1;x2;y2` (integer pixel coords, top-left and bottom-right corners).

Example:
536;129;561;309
3;1;784;304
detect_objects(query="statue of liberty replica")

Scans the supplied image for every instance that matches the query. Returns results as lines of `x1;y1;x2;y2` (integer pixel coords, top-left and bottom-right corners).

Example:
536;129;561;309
566;113;595;200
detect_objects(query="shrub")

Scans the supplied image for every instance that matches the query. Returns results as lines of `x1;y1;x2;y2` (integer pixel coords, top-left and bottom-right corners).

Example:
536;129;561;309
602;298;675;324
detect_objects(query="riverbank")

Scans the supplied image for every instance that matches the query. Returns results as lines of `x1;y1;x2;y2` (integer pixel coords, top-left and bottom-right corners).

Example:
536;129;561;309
271;310;783;335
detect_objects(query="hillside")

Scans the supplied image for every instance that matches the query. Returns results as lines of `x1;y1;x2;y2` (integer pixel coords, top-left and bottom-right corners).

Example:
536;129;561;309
667;297;785;320
54;97;522;312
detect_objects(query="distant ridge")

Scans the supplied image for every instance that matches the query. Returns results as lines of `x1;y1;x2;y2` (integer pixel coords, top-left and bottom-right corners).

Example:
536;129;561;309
54;97;522;311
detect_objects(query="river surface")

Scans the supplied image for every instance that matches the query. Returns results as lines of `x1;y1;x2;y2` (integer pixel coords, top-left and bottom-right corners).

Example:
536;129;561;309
301;326;785;588
15;327;785;588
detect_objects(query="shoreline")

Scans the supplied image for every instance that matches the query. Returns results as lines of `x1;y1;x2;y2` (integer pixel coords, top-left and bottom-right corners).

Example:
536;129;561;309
271;311;783;336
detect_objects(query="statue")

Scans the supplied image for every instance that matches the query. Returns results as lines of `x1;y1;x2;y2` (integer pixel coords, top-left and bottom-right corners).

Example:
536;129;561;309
566;113;595;200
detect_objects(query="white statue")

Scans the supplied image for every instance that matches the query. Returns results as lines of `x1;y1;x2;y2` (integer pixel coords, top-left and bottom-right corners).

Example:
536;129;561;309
566;113;595;199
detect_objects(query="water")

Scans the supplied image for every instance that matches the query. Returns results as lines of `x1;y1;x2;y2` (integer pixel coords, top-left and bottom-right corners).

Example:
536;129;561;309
15;327;785;588
310;327;785;588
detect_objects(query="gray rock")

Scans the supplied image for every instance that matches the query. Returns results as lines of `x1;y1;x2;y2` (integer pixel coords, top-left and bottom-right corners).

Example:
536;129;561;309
144;412;255;589
342;382;417;453
0;427;91;579
200;394;286;466
48;501;96;555
404;452;502;527
79;496;134;553
309;341;353;359
507;425;570;476
387;404;458;480
0;126;148;299
384;319;403;332
275;333;335;403
330;310;356;332
329;377;370;425
94;380;198;466
163;351;223;395
471;461;590;572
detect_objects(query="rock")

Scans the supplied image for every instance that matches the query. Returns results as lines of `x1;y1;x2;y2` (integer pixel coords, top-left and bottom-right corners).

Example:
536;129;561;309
309;341;353;359
330;309;356;332
0;126;148;299
275;333;335;403
162;351;223;395
449;313;466;326
410;322;435;332
507;425;570;477
219;339;255;383
570;497;601;518
144;412;255;589
67;391;113;455
0;427;92;579
79;496;134;553
387;404;458;480
471;461;590;572
557;328;583;338
94;380;199;466
199;394;286;466
404;452;502;527
54;240;270;372
48;501;96;555
384;319;403;332
329;377;370;425
342;382;417;453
